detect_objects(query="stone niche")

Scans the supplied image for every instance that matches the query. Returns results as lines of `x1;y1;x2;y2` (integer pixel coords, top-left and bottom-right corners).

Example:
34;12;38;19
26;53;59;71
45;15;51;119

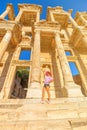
11;67;29;99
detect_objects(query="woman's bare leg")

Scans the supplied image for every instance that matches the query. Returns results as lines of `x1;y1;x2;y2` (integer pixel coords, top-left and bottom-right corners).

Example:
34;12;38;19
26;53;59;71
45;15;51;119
41;87;45;101
46;86;51;101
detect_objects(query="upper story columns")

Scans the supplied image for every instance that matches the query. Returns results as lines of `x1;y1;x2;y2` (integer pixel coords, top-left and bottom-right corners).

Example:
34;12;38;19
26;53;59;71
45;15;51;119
0;30;12;61
0;4;15;20
76;12;87;26
15;4;42;25
15;9;23;23
49;11;55;22
68;14;78;28
0;7;10;19
36;11;40;22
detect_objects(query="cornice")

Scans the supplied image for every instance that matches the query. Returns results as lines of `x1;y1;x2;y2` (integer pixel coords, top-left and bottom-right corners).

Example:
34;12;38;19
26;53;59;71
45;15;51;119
18;4;42;13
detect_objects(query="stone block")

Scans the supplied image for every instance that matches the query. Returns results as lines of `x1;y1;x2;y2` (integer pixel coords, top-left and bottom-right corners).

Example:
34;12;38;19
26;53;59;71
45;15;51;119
47;109;79;119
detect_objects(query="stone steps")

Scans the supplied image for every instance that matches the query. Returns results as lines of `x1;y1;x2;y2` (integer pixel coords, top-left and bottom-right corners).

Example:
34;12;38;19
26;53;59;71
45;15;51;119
0;98;87;115
0;119;72;130
0;105;87;121
0;118;87;130
0;98;87;129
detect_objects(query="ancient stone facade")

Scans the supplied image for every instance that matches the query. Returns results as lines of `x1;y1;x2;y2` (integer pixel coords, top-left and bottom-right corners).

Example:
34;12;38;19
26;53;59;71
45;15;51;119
0;3;87;130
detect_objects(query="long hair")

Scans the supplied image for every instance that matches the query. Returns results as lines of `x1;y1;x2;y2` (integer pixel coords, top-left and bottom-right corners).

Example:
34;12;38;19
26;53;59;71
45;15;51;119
45;71;52;76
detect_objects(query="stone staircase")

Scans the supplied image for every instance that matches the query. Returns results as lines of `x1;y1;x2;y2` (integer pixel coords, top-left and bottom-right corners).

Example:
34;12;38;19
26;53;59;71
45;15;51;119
0;98;87;130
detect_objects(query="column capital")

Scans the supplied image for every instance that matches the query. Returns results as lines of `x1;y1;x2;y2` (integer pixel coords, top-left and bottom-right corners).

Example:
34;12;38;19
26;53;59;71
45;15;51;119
77;12;81;16
3;30;12;43
34;29;40;33
54;30;61;36
6;6;11;11
6;29;12;33
68;9;73;14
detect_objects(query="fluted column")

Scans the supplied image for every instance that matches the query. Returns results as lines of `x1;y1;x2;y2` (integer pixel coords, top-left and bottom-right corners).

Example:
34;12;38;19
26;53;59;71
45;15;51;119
0;6;10;19
55;32;73;83
26;29;41;98
0;30;12;61
15;9;23;23
55;32;83;97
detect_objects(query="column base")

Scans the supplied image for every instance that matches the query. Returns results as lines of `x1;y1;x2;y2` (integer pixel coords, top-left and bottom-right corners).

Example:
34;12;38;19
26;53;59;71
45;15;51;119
62;82;84;97
26;82;42;99
0;91;4;99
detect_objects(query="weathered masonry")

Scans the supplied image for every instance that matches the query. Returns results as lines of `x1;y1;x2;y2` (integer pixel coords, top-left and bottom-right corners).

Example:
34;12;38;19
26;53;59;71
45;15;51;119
0;3;87;130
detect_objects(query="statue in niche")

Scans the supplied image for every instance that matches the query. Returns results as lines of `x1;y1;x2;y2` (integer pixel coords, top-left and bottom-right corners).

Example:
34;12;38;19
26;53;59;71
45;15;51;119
12;75;22;98
11;69;29;98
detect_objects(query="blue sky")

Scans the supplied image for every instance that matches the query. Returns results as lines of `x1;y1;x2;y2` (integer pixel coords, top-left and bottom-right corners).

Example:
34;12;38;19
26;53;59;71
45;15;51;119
0;0;87;19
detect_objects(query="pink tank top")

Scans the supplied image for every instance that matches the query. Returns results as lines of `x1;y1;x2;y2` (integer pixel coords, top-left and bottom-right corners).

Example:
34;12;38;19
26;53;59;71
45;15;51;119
44;75;53;84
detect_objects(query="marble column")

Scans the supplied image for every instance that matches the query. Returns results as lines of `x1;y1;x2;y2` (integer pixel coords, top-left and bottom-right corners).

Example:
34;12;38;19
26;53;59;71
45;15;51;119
15;10;23;23
55;32;83;97
36;11;40;22
0;6;10;19
13;46;21;60
50;12;55;22
0;30;12;61
26;29;41;98
22;31;25;36
78;13;87;25
68;14;78;28
31;30;41;83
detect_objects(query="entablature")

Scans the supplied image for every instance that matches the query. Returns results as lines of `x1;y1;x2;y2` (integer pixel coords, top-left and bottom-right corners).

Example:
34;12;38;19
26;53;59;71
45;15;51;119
18;44;31;49
34;20;60;33
67;56;78;61
22;26;32;33
35;20;60;27
11;60;31;66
